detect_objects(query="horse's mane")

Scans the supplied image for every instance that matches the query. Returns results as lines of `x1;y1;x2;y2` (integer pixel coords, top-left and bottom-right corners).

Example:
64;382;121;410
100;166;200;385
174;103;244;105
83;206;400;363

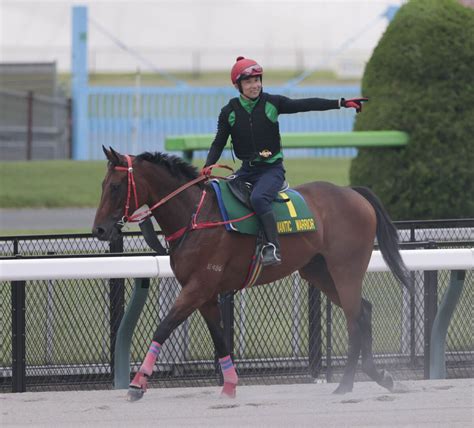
136;152;199;181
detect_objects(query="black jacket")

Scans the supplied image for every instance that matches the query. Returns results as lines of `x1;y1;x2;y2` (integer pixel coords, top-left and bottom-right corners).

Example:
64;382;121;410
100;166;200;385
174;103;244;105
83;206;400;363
205;92;340;166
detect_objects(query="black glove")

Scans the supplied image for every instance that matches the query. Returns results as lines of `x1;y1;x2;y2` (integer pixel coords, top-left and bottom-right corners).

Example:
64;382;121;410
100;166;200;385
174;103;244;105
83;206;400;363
340;97;368;113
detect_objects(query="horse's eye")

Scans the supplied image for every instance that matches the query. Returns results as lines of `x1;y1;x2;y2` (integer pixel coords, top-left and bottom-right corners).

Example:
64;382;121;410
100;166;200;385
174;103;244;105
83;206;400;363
110;183;121;192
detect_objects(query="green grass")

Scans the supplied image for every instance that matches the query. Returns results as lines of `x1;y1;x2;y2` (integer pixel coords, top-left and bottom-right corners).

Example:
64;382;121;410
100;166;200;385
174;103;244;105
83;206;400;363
0;160;108;208
0;158;351;209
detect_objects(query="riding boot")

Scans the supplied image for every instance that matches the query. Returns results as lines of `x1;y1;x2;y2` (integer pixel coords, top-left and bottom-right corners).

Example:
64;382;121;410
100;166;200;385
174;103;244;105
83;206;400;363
258;211;281;266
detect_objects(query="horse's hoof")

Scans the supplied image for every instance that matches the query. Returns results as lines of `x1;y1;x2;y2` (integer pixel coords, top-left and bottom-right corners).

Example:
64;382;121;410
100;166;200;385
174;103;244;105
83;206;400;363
126;386;145;402
126;372;148;402
333;383;353;395
221;382;237;398
378;370;394;392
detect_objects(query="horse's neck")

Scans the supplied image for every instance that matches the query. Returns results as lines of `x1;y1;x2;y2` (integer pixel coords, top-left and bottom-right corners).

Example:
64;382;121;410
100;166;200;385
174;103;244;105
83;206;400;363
148;176;202;237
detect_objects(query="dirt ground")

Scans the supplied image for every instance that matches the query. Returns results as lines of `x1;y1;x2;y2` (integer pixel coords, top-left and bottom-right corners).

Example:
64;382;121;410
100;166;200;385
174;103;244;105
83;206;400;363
1;378;473;427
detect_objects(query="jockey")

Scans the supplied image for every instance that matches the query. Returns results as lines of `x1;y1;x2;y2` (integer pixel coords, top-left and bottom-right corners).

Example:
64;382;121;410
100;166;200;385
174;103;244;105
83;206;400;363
203;56;367;266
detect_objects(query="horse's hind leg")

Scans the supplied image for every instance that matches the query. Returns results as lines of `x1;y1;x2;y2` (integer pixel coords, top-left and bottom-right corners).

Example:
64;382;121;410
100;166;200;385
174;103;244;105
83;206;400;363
199;298;238;398
359;299;394;391
127;283;211;401
298;260;394;394
299;255;362;394
299;254;341;305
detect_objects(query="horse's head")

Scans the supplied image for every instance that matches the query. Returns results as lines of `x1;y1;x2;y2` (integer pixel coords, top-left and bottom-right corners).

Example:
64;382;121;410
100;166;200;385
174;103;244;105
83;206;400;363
92;146;146;242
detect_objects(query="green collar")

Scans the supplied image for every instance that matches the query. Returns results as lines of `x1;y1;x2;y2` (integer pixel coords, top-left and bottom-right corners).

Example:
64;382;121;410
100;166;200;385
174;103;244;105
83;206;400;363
239;95;260;114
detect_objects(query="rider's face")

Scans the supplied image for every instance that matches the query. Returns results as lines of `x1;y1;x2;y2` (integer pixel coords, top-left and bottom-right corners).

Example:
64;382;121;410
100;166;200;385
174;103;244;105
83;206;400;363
237;76;262;99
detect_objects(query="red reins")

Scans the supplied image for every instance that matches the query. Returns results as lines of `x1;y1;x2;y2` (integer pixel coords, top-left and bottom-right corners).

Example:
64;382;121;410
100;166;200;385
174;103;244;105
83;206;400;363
113;157;252;240
165;189;255;242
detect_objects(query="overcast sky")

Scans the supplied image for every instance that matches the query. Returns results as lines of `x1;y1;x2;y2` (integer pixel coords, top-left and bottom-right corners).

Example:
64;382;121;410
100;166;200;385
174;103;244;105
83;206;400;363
0;0;407;73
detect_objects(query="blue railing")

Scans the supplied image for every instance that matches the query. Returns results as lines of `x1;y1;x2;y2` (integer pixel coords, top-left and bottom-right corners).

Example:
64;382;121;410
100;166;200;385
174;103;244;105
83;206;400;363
88;85;360;160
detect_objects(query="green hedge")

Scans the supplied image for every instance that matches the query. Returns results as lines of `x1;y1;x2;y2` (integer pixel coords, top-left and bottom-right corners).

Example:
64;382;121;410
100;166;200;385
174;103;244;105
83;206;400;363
350;0;474;219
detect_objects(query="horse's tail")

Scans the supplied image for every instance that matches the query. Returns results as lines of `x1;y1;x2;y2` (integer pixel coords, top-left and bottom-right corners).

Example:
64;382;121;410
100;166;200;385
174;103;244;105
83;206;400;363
352;186;413;295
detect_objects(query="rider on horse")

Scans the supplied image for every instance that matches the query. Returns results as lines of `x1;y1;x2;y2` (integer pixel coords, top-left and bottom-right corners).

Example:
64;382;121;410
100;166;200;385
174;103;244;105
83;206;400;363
203;56;368;266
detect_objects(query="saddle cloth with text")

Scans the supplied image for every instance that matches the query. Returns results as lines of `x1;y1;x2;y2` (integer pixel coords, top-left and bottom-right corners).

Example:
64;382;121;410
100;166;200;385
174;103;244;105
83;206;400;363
210;180;317;236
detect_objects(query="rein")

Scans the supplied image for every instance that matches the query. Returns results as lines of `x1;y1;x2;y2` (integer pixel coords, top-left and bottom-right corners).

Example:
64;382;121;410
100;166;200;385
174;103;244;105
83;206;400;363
114;155;211;224
114;156;251;240
165;190;255;242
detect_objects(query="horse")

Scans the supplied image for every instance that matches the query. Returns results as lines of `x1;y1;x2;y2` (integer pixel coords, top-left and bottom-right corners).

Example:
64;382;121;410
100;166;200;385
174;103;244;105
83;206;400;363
92;146;412;401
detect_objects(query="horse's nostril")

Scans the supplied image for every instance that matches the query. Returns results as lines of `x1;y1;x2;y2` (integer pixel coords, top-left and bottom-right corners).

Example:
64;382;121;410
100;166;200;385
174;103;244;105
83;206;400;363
93;226;106;238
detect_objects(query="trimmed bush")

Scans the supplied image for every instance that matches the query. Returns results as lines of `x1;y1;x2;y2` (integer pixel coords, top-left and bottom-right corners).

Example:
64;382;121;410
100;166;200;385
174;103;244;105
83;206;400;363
350;0;474;219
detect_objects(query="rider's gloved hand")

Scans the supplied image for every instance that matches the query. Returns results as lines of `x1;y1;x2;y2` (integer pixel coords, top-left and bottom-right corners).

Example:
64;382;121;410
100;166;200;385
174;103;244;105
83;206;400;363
200;165;213;177
340;97;368;113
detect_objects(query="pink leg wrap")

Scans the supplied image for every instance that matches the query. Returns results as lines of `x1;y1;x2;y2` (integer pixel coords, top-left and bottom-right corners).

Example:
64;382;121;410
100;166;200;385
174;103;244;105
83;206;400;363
219;355;238;398
139;341;161;376
221;382;237;398
129;371;148;391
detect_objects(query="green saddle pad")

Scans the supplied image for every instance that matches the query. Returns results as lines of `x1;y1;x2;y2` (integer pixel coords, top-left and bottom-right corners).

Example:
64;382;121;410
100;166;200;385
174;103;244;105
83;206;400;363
214;180;317;235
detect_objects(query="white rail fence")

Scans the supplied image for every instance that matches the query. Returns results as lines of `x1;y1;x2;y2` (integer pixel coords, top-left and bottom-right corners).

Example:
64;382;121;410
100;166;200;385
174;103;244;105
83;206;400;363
1;249;473;281
1;248;472;389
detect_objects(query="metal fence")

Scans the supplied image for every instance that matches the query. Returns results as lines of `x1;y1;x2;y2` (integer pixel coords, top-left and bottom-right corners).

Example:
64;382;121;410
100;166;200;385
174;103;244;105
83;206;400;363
1;219;473;393
0;88;72;160
0;84;361;161
87;85;361;160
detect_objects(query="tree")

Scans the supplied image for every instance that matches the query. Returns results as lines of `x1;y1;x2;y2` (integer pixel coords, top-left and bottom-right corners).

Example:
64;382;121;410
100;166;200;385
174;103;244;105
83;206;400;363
350;0;474;219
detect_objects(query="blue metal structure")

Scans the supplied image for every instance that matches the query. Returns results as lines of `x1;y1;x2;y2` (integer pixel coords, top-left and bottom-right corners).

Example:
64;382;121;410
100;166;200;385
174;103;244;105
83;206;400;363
87;85;361;160
72;5;362;161
71;6;89;160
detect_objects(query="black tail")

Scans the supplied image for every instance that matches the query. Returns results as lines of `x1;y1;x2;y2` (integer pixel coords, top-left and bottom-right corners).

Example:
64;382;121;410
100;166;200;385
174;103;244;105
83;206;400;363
352;186;413;295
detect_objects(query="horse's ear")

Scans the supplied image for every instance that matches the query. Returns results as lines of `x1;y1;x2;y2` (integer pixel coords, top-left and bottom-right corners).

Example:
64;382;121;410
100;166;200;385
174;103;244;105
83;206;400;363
103;146;122;165
102;145;111;161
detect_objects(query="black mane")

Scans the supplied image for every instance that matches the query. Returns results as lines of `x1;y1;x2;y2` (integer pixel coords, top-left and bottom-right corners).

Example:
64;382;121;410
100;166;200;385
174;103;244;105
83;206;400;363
136;152;199;181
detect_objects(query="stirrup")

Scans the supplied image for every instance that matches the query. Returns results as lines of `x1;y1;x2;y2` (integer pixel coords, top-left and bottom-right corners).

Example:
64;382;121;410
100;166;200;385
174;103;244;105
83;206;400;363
261;243;281;266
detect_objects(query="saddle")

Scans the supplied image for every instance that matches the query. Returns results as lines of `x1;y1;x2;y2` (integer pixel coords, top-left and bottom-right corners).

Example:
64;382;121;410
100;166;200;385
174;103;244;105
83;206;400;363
210;179;317;236
226;176;290;210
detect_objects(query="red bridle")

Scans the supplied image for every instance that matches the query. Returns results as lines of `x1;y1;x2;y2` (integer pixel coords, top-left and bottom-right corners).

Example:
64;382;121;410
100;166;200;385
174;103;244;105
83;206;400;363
113;155;254;241
113;155;228;225
114;155;209;226
113;155;139;225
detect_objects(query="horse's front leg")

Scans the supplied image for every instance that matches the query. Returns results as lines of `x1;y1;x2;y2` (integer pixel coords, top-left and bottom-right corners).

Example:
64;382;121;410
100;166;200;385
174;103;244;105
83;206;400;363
127;282;211;402
199;297;238;398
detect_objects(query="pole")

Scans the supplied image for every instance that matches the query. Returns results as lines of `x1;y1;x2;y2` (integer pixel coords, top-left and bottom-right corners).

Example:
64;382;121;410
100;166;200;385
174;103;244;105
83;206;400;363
423;270;438;379
26;91;33;160
71;6;89;160
109;238;125;383
11;239;26;392
429;270;466;379
308;286;322;377
11;280;26;392
114;278;150;389
326;300;333;382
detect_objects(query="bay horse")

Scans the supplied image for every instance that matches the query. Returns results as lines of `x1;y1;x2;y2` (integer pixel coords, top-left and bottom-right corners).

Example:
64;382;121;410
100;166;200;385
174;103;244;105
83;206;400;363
93;147;411;401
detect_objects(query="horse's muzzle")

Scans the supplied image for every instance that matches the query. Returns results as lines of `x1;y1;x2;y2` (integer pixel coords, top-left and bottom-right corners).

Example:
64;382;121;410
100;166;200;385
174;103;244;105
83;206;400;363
92;222;122;242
